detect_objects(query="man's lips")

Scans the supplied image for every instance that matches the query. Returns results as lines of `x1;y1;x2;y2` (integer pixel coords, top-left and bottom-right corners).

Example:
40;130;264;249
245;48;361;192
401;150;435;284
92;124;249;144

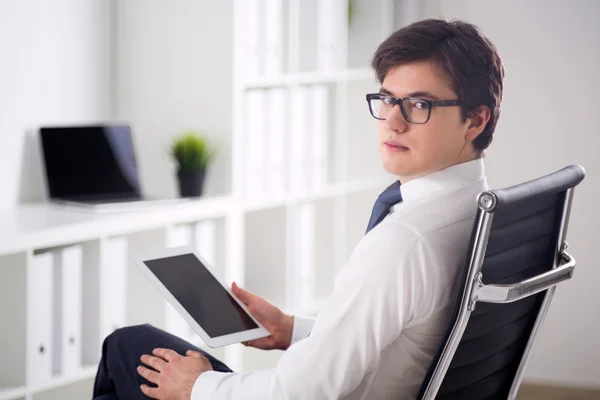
384;141;409;151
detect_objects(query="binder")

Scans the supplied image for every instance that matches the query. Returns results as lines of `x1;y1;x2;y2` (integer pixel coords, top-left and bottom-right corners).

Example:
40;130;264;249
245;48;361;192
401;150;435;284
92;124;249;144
245;90;267;200
29;251;54;386
310;85;330;188
244;0;263;78
289;86;310;194
264;0;284;76
101;237;128;340
266;88;287;197
53;245;83;376
317;0;343;71
297;0;319;72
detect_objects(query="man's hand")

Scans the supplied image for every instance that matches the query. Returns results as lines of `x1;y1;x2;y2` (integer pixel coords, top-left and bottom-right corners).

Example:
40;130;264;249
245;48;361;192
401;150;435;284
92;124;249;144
232;282;294;351
137;348;212;400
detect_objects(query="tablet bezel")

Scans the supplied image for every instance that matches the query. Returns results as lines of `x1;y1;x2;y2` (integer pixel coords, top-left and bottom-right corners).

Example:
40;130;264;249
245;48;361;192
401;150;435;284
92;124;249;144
133;245;270;348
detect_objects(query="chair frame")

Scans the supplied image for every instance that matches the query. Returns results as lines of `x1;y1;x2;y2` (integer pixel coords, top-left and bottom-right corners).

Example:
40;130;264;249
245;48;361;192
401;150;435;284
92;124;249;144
419;187;577;400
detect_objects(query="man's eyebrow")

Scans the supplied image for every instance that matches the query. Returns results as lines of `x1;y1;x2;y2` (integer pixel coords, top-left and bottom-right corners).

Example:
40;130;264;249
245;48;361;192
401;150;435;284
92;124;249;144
378;87;441;101
407;91;441;100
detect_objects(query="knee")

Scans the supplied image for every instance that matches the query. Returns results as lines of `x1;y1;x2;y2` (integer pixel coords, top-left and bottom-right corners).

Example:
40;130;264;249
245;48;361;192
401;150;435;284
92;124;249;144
106;324;140;343
104;324;151;353
101;324;154;373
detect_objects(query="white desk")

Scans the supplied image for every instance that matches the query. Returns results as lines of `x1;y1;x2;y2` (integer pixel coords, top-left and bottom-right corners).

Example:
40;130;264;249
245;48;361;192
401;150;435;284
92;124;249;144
0;196;233;255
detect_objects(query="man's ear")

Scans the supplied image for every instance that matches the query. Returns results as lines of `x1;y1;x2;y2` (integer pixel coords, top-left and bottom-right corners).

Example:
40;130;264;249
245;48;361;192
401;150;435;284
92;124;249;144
465;106;491;141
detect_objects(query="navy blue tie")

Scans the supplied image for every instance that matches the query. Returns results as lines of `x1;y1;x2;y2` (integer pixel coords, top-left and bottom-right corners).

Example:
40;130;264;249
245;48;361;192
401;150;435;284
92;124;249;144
365;181;403;234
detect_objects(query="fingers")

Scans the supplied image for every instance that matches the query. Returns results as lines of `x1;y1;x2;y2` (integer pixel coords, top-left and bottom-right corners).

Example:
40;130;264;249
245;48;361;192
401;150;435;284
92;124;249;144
152;348;180;362
137;365;160;384
242;338;274;350
232;282;254;304
232;282;260;304
186;350;203;359
140;354;167;371
140;384;159;399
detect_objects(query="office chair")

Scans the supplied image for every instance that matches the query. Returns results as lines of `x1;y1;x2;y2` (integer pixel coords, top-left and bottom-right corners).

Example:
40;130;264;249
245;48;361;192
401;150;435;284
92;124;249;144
416;164;586;400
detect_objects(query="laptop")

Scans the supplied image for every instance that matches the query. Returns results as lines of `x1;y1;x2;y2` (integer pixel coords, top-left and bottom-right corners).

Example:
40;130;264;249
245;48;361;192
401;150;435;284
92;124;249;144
40;124;186;213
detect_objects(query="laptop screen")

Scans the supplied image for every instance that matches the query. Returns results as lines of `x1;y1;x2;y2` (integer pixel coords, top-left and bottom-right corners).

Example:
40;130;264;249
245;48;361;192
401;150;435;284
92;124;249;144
40;125;142;201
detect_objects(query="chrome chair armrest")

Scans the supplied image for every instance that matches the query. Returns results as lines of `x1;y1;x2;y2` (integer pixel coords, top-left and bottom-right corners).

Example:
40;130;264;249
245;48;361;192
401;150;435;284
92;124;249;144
475;251;575;304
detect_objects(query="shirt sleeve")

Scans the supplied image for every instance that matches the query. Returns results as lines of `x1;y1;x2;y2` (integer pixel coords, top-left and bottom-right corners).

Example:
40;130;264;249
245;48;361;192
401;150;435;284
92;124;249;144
192;221;432;400
290;314;315;345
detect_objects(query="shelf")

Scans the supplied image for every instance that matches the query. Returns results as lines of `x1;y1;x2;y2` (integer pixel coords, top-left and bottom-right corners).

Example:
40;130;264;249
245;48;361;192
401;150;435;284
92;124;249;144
29;365;97;395
242;67;376;90
0;387;25;400
243;178;389;213
0;195;234;255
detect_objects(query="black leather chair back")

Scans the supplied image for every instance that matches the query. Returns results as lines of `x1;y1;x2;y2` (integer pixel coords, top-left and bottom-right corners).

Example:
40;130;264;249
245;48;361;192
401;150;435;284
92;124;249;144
417;165;585;400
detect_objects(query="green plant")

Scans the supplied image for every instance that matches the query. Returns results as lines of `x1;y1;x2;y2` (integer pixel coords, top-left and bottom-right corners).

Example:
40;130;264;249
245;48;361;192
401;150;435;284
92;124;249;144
170;131;216;172
348;0;356;26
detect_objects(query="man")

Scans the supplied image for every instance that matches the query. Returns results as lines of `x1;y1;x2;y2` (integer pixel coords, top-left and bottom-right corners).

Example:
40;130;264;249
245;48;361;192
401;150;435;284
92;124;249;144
93;18;504;399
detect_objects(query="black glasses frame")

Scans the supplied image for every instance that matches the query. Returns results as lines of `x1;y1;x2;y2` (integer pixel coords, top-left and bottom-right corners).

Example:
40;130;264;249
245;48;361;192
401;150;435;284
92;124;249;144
365;93;462;124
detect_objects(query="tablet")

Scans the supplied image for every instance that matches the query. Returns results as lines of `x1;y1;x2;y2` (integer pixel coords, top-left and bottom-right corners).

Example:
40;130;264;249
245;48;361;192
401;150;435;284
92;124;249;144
133;246;269;348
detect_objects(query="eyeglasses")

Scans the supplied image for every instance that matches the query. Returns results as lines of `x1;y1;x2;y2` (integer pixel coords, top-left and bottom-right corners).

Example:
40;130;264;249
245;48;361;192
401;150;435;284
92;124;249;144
366;93;461;124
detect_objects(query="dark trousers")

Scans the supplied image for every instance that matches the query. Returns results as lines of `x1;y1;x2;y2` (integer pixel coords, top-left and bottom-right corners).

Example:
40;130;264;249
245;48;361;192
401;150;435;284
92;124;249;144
92;324;233;400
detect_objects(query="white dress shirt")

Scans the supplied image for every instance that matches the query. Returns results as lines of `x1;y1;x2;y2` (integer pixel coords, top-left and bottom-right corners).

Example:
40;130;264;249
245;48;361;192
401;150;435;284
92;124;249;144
192;158;488;400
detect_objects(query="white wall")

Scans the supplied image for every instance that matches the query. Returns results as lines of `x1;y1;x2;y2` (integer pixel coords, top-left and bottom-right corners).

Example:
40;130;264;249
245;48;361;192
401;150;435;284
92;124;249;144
115;0;233;198
0;0;112;209
432;0;600;387
0;0;232;207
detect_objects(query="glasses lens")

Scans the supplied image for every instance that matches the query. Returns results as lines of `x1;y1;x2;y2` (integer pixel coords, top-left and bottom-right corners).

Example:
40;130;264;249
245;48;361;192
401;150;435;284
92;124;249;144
401;98;430;123
369;96;393;119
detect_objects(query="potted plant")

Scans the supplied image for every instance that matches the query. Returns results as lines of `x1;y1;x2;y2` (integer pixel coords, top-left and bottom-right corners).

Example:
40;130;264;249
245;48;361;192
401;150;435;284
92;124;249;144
170;131;216;197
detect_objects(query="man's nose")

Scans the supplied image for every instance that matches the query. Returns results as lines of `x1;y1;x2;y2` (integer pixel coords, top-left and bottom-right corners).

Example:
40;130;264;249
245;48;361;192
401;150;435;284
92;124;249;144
384;104;409;133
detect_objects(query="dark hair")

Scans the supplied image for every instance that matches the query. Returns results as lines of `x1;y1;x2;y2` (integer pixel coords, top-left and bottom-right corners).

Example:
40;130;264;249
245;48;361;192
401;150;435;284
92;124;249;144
371;19;505;152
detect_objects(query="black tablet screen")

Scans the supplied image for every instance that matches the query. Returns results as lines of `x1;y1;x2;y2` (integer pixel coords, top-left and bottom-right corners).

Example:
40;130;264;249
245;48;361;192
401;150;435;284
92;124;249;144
144;253;258;337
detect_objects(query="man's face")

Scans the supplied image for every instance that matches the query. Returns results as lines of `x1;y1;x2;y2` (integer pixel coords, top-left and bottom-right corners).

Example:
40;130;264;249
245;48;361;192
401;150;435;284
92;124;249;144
377;61;478;183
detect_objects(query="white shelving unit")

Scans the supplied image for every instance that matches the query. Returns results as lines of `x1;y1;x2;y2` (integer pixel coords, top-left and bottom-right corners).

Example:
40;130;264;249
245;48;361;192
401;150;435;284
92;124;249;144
0;387;26;400
231;0;399;370
241;67;375;89
0;199;235;400
0;1;415;398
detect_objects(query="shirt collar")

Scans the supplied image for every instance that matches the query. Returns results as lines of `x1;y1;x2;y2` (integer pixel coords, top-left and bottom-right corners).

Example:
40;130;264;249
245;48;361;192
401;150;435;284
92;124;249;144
399;157;485;204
